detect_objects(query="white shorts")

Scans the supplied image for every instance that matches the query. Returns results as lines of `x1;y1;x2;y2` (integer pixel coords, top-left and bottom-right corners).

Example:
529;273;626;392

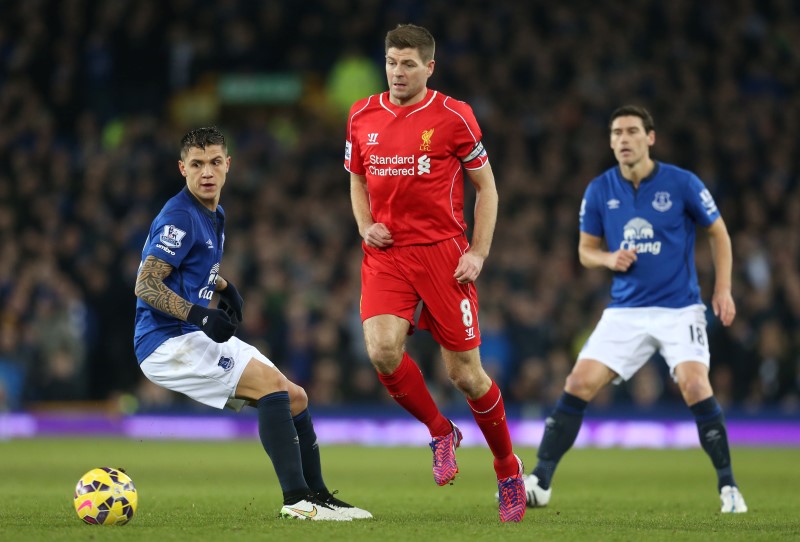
140;331;276;411
578;304;710;382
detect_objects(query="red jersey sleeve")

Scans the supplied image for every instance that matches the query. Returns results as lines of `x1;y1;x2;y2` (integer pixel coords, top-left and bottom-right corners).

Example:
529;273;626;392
443;97;489;170
345;97;371;175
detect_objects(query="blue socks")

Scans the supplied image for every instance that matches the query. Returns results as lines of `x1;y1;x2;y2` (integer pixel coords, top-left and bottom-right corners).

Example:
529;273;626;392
532;393;737;492
532;392;588;489
293;409;327;493
690;396;736;490
256;392;308;501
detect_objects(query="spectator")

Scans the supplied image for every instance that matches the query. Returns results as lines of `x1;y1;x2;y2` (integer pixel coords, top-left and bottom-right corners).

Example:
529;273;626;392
0;0;797;414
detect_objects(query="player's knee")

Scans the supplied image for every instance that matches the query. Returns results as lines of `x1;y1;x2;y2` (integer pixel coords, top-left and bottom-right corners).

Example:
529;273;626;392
564;372;601;400
679;377;712;404
287;382;308;413
441;349;486;395
446;366;481;396
447;372;472;394
364;342;403;373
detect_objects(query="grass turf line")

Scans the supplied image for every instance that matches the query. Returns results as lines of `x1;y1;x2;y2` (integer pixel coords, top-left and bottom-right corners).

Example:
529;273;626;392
0;439;797;541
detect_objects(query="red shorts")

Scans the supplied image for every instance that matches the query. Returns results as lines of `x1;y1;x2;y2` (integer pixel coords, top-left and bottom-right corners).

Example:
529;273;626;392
360;236;481;352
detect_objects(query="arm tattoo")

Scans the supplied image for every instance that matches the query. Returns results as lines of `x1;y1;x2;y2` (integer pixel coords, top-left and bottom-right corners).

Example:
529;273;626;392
135;255;193;320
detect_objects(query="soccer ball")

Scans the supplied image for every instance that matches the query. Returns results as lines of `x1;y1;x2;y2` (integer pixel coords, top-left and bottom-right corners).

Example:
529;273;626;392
73;467;138;525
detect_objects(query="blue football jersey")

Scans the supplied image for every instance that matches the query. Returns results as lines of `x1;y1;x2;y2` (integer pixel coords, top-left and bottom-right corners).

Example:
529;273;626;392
134;187;226;362
579;162;720;308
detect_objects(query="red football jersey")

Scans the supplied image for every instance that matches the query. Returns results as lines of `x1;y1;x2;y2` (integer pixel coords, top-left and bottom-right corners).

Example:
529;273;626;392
345;89;489;246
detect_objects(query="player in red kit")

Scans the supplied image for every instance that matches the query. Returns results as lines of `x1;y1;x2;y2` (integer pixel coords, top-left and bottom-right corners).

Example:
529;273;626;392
345;24;526;523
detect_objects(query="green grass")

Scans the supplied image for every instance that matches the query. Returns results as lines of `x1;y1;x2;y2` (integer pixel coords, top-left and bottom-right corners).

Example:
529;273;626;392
0;439;797;541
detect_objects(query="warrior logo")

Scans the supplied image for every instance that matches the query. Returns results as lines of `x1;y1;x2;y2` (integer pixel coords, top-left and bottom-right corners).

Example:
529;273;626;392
620;217;661;255
420;128;434;151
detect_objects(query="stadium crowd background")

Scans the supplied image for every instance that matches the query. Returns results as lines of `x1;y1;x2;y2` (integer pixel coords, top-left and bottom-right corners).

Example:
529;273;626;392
0;0;798;417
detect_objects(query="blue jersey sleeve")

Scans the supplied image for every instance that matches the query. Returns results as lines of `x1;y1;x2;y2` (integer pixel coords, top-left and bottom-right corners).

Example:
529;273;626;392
684;174;720;227
579;181;604;237
142;210;195;268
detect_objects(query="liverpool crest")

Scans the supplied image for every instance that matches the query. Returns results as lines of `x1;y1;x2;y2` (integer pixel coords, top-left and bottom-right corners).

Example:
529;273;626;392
420;128;434;151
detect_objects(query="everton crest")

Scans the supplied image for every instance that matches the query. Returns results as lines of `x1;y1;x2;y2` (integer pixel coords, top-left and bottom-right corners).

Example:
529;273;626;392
652;191;672;212
218;356;235;372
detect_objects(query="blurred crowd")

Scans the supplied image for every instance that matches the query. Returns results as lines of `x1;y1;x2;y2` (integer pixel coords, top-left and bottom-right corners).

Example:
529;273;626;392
1;0;799;416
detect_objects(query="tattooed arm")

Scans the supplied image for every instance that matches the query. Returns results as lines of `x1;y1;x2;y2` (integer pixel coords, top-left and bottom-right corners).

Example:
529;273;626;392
134;255;193;321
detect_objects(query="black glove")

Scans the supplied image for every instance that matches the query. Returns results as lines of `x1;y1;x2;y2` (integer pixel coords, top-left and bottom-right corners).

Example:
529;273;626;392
217;282;243;323
218;298;240;325
186;305;237;343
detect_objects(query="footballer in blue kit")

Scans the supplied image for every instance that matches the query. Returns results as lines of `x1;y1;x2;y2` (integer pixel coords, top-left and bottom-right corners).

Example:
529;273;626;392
580;162;719;309
133;127;371;521
134;187;228;362
519;106;748;513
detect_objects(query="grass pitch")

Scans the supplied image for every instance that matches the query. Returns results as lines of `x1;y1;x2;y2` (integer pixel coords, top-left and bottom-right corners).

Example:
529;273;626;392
0;439;797;541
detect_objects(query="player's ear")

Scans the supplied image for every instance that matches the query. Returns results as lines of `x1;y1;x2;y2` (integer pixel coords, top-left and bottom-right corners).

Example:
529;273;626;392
648;130;656;146
178;160;187;177
427;59;435;77
225;155;231;172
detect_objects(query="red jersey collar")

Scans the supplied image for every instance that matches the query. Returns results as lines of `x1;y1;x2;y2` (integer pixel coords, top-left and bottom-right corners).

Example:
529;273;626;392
379;88;437;117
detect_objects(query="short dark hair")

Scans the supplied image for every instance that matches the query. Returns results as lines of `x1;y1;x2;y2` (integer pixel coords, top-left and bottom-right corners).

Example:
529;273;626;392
609;105;655;133
385;24;435;63
180;126;227;159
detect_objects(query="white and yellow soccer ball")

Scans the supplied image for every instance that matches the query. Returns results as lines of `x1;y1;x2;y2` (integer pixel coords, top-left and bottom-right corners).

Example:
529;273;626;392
73;467;138;525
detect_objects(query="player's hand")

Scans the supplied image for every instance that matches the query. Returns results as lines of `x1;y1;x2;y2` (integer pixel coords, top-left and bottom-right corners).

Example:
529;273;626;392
607;248;637;272
712;289;736;326
218;281;243;322
186;305;237;343
363;223;394;248
218;299;241;325
454;251;484;284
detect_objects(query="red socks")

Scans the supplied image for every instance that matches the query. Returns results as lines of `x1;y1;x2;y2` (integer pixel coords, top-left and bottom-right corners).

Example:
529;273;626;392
379;358;517;478
468;381;517;479
377;353;451;438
